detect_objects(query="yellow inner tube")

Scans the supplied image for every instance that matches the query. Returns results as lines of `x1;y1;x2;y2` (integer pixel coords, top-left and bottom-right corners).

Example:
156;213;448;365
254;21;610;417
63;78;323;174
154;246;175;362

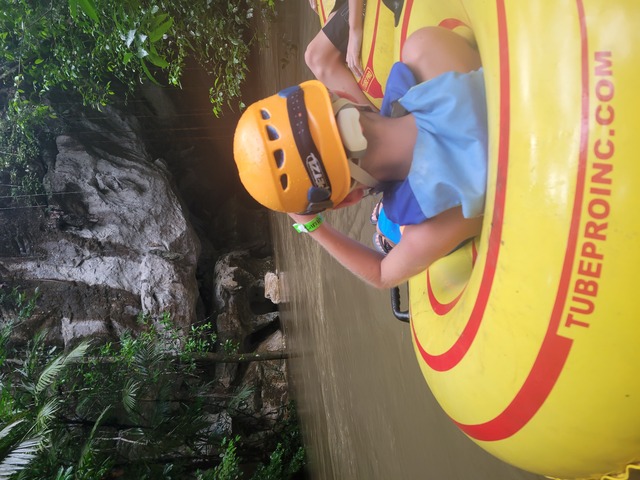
318;1;640;479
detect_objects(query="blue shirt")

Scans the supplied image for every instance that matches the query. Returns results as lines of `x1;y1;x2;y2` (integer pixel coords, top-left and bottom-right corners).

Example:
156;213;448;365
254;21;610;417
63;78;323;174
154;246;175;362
380;64;488;225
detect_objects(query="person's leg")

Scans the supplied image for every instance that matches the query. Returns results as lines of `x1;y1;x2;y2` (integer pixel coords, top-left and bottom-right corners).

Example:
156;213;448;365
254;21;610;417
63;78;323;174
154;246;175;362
401;27;482;82
304;8;374;106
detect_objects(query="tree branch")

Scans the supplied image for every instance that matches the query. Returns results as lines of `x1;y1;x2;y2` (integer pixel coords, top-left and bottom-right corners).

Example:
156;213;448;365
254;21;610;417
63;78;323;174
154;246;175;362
2;350;292;367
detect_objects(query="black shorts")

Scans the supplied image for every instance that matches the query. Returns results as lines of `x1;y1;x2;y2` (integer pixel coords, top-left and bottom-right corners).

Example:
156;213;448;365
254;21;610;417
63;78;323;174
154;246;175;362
322;0;349;55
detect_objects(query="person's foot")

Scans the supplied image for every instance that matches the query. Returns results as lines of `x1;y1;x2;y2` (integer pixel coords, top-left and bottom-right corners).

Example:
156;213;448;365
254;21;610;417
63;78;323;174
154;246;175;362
370;199;383;224
372;232;394;255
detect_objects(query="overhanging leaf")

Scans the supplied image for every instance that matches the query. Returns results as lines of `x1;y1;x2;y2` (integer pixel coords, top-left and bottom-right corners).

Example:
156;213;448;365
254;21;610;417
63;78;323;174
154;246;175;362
149;17;173;43
68;0;78;19
139;58;161;86
146;51;169;69
77;0;98;23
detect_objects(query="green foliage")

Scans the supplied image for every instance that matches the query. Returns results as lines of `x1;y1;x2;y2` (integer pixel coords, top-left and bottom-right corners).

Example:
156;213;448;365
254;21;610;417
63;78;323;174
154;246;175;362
0;104;50;202
252;440;306;480
254;402;306;480
203;436;242;480
0;288;40;324
0;290;306;479
0;0;274;205
0;435;42;480
0;0;274;114
0;335;91;480
184;322;218;356
196;425;306;480
222;339;241;356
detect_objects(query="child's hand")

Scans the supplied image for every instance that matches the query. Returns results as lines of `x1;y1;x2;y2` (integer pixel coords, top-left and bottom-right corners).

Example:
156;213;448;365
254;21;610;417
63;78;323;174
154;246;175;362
346;28;364;78
288;212;320;224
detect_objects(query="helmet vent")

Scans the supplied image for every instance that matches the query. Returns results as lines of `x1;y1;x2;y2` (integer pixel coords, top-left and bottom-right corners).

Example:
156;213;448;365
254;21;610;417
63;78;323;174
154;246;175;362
266;125;279;141
279;174;288;190
273;149;284;168
260;109;270;119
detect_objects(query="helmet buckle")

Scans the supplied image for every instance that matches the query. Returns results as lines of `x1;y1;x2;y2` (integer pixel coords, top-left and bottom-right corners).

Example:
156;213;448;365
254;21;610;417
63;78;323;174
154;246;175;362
302;186;334;214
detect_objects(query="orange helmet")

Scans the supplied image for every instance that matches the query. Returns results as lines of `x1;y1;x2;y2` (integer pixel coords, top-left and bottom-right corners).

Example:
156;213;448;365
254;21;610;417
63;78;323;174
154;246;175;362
233;80;376;214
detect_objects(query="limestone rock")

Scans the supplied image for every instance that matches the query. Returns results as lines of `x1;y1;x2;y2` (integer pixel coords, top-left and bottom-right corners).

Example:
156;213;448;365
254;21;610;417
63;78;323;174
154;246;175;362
213;251;279;343
240;330;289;429
0;107;200;346
264;271;281;304
211;251;289;424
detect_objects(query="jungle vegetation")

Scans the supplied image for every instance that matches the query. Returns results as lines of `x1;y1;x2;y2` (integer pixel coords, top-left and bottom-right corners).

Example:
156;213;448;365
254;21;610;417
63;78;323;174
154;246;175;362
0;0;305;477
0;288;305;479
0;0;274;198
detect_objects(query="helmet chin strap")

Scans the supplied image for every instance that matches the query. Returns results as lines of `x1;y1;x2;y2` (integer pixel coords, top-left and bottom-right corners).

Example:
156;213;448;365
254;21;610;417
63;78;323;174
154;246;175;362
332;97;379;189
348;159;379;189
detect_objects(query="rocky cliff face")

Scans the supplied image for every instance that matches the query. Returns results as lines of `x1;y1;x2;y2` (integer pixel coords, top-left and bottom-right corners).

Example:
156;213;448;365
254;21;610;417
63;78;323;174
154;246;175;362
0;86;287;439
2;106;200;344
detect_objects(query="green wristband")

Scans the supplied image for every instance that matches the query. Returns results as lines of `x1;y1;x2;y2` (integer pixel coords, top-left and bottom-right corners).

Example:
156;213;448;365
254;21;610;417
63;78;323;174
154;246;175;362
292;214;324;233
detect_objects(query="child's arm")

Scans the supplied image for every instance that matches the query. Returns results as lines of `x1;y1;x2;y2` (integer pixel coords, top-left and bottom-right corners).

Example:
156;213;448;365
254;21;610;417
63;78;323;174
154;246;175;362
379;207;482;287
290;212;387;286
346;0;364;78
289;206;482;289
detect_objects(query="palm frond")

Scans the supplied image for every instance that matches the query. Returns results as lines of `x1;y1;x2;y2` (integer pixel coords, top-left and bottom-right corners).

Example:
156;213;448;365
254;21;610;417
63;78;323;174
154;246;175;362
75;395;97;419
63;341;90;365
0;416;28;457
0;436;41;480
0;419;29;453
29;331;47;350
228;384;254;411
122;378;140;414
132;341;161;376
0;420;23;442
34;399;60;433
53;466;74;480
34;355;65;395
24;331;48;376
77;405;110;472
0;324;12;368
87;406;111;445
35;341;90;395
0;323;12;345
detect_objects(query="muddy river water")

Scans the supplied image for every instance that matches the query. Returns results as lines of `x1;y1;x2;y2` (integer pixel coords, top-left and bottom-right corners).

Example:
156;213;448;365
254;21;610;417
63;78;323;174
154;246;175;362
255;3;545;479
